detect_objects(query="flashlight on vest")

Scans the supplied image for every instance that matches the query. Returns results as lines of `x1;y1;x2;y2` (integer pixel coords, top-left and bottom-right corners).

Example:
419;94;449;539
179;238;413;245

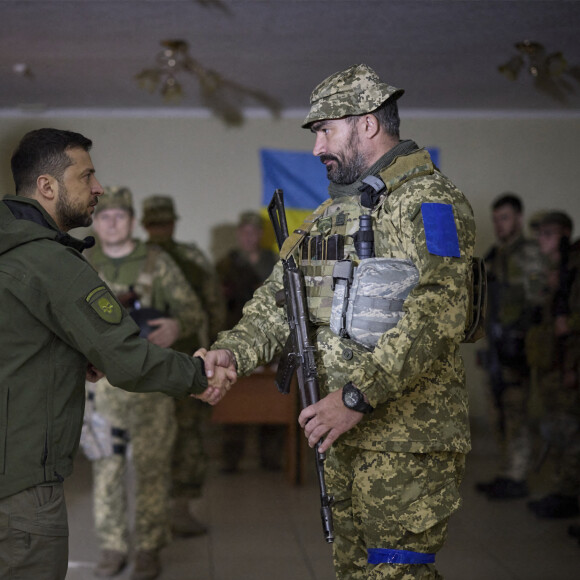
354;214;375;259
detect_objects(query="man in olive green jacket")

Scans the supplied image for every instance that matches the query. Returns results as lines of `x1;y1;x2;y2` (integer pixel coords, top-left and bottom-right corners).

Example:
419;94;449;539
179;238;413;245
0;128;234;580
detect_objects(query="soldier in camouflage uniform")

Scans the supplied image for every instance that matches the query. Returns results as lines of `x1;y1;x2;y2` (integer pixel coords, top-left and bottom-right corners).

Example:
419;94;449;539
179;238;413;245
86;188;206;580
476;194;546;499
141;194;225;536
205;64;476;579
526;212;580;521
216;211;282;472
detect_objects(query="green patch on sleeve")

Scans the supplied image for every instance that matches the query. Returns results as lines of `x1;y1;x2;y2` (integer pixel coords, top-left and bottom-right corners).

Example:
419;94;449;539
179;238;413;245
86;286;122;324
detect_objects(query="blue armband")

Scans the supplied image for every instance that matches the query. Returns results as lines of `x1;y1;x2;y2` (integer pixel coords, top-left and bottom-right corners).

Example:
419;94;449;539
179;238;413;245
367;548;435;565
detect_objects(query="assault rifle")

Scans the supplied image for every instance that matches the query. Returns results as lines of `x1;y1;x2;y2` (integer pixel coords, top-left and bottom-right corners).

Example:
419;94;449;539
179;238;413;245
268;189;334;544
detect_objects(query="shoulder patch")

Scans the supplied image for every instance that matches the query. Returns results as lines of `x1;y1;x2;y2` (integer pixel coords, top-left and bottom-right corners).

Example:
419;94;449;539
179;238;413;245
421;203;461;258
86;286;122;324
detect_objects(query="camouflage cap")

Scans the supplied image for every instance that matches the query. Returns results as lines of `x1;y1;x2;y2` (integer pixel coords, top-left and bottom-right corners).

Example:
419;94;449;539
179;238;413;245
539;211;574;233
238;211;263;229
302;64;404;128
95;186;134;215
141;195;179;226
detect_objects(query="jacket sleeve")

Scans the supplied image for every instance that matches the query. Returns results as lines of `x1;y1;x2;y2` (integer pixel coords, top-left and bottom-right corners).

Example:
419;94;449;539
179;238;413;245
352;177;476;407
151;250;208;346
46;248;208;398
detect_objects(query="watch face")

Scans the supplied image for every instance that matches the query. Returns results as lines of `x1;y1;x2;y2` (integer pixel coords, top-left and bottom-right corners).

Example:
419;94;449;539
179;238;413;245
344;389;360;408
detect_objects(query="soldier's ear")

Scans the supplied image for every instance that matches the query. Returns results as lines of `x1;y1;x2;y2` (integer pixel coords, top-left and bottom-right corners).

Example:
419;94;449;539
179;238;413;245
37;174;58;201
362;114;380;139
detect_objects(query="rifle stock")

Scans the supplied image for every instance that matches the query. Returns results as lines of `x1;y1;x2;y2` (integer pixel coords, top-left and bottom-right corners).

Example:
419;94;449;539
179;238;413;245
268;189;335;544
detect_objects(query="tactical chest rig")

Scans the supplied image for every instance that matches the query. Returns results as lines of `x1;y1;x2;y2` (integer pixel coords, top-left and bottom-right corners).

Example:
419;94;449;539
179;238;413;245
279;150;486;349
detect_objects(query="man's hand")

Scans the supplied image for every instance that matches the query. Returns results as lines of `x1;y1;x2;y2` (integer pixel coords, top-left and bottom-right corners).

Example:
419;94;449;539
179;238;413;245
298;389;365;453
192;348;237;405
147;317;180;348
86;363;104;383
203;348;237;380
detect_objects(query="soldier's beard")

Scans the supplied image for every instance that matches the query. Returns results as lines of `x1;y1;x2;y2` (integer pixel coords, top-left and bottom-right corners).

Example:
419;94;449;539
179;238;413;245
56;182;93;231
320;128;368;185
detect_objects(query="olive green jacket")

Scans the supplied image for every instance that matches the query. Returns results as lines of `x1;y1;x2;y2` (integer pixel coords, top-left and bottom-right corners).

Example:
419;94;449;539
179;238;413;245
0;196;207;499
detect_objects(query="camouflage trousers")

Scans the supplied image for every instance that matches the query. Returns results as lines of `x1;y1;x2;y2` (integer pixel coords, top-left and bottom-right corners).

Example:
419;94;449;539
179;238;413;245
326;443;465;579
536;368;580;496
488;367;532;481
172;397;212;498
92;381;177;553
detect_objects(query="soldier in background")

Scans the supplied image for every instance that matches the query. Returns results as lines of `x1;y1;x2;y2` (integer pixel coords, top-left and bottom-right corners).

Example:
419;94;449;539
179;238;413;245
141;194;225;536
526;211;580;520
86;188;206;580
476;193;546;499
215;211;282;472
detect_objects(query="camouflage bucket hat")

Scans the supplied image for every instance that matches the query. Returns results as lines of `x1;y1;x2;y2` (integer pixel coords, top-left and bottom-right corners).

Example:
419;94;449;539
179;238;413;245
302;63;404;128
141;195;178;226
96;186;134;215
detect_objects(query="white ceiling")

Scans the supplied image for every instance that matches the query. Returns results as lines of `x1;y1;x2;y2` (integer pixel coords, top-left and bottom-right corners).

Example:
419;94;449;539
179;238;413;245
2;0;580;118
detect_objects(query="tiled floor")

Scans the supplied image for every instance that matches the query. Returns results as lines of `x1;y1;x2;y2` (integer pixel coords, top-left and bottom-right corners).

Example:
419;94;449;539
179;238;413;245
65;424;580;580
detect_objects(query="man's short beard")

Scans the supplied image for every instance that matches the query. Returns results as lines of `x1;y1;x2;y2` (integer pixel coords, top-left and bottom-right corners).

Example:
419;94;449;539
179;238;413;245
322;128;368;185
56;182;92;231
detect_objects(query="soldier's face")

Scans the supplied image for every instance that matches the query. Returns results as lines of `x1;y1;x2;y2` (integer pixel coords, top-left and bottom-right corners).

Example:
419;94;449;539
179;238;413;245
492;206;522;242
237;223;262;253
55;148;103;231
538;224;565;258
311;118;369;185
93;208;134;246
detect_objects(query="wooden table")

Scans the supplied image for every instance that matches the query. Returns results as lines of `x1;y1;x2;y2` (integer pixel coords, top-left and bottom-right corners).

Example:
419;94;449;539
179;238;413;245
210;368;307;484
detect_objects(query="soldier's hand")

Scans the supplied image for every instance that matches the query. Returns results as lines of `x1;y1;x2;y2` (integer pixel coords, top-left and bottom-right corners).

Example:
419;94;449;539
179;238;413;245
86;362;104;383
192;348;237;405
298;389;365;453
147;317;180;348
203;348;237;381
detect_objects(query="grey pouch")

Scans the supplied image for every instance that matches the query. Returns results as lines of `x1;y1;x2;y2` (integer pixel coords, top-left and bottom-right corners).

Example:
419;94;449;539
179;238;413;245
80;390;113;461
345;258;419;350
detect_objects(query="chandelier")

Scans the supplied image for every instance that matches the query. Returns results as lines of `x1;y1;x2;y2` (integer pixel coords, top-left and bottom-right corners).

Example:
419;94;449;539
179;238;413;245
135;40;281;126
498;41;580;103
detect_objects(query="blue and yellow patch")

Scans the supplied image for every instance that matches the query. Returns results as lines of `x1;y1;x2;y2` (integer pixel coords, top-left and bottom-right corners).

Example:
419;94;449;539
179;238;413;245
86;286;122;324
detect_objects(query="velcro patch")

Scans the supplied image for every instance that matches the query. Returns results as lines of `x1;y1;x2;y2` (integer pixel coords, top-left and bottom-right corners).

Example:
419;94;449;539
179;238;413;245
86;286;122;324
421;203;460;257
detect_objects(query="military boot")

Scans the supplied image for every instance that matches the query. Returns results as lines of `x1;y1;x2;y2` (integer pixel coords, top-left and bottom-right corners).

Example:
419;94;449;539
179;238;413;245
131;550;161;580
94;549;127;577
528;494;580;518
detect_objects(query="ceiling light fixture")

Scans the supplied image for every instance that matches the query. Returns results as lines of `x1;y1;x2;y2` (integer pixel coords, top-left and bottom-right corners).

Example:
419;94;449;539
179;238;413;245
498;41;580;103
135;39;281;126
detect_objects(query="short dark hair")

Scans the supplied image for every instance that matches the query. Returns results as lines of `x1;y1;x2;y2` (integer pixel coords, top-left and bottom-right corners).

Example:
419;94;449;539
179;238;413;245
347;98;401;138
492;192;522;213
11;128;93;196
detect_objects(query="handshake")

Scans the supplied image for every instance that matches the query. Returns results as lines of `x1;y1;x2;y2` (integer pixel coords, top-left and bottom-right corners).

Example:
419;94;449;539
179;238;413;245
192;348;237;405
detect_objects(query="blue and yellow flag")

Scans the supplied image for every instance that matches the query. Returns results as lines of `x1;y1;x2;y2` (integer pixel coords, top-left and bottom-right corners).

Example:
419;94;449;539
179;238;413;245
258;147;440;250
259;148;329;250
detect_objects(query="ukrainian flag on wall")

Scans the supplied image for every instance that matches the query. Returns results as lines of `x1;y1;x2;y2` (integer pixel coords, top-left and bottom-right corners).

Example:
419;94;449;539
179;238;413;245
259;148;329;250
259;147;440;251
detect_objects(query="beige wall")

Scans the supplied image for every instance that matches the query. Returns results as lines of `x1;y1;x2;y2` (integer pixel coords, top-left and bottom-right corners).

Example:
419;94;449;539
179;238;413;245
2;110;579;424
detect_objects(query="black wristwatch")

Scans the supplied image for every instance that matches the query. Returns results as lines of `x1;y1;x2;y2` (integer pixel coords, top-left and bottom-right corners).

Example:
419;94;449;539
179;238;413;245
342;382;374;414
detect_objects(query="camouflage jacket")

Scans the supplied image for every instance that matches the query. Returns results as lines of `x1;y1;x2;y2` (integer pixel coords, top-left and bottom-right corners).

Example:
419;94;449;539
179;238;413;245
213;146;475;453
485;234;546;331
149;239;225;350
86;240;206;351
